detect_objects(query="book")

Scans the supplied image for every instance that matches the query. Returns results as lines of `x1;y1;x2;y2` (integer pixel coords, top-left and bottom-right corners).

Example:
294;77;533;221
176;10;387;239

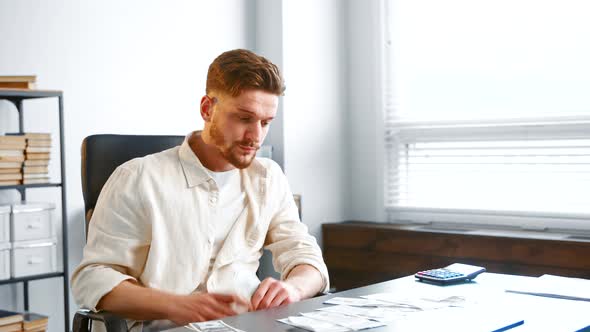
22;312;48;331
24;153;49;160
0;322;22;332
0;156;25;162
23;166;48;174
0;161;23;168
25;147;51;153
0;173;23;181
0;143;26;150
0;75;36;83
23;326;46;332
0;310;23;326
0;76;36;90
23;173;46;179
23;160;48;167
26;140;51;147
0;136;26;144
0;180;20;186
0;168;21;174
0;82;36;89
7;132;50;140
0;150;24;157
22;177;49;184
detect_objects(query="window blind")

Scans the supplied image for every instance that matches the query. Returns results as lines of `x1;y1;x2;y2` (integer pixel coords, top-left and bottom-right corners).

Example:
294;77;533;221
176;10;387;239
383;0;590;229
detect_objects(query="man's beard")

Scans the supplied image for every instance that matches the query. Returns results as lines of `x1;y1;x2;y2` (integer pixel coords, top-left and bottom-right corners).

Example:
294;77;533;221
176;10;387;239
210;121;259;169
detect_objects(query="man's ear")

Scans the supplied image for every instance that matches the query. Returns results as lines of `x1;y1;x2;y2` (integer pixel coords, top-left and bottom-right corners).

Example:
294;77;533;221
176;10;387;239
200;95;215;122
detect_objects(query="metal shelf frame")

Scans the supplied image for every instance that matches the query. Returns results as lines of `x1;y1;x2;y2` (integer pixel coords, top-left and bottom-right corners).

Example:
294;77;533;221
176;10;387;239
0;89;70;332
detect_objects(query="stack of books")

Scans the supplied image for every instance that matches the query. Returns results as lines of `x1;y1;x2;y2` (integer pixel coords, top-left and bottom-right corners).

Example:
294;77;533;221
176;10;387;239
0;136;26;186
0;310;48;332
0;76;36;90
0;310;23;332
22;133;51;185
21;313;48;332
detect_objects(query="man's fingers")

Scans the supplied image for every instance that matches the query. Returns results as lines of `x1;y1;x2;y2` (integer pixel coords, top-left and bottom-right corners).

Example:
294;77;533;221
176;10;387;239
207;301;238;318
210;293;241;303
231;295;251;307
268;290;289;308
251;278;274;309
201;295;241;317
258;282;282;310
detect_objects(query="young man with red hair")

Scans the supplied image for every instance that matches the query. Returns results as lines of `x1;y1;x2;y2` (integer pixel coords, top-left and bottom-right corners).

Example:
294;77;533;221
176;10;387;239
71;49;329;331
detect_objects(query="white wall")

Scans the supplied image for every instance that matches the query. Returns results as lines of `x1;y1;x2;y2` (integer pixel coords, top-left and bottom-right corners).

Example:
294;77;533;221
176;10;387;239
0;1;252;331
253;0;285;169
282;0;351;241
346;0;387;222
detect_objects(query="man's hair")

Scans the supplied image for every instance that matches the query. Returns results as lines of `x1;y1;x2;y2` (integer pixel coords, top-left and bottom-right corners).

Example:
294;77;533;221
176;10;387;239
206;49;286;97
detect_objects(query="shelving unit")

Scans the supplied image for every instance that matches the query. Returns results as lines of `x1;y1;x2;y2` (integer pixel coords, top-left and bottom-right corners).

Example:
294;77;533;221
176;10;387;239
0;89;70;332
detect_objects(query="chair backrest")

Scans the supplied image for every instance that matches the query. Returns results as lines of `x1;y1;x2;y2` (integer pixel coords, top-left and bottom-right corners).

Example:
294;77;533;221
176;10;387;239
81;134;184;235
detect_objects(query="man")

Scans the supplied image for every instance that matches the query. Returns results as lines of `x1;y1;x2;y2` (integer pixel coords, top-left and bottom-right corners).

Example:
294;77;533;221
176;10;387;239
71;49;329;330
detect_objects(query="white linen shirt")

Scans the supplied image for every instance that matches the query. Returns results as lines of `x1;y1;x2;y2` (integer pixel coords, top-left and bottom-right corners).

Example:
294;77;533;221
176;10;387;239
71;135;329;314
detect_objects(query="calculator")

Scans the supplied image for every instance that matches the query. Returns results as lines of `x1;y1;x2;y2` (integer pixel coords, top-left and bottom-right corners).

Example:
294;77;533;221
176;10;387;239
415;263;486;284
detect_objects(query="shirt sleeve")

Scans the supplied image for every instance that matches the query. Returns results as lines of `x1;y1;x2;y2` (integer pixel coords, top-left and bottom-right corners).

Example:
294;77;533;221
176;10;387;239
70;164;151;311
263;162;330;293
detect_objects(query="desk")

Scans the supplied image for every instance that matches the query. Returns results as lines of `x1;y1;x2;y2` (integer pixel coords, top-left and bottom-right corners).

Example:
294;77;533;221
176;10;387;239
164;273;590;332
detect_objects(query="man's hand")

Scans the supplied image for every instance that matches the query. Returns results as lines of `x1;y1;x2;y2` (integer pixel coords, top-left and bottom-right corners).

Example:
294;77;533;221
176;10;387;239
97;280;251;324
169;293;250;325
250;277;302;311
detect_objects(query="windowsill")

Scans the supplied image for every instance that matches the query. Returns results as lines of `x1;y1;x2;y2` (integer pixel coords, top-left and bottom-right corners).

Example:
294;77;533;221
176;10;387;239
340;220;590;243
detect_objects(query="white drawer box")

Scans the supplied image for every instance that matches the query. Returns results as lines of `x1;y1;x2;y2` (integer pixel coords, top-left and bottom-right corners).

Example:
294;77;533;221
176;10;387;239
0;205;9;243
11;238;57;278
0;242;10;280
11;202;55;242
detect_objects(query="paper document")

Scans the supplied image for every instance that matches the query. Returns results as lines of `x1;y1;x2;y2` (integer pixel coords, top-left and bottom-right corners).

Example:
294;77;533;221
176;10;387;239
317;304;407;322
300;311;386;330
362;293;469;310
506;274;590;302
324;297;388;307
188;320;244;332
277;316;349;332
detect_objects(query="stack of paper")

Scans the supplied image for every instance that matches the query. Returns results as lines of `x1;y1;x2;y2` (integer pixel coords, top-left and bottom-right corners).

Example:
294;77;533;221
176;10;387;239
505;274;590;302
188;320;244;332
278;292;524;332
277;294;473;331
278;311;385;331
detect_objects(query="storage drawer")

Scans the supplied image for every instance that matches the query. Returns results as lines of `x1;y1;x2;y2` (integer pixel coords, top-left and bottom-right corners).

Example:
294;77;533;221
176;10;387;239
11;238;57;278
11;202;55;242
0;205;9;243
0;242;10;280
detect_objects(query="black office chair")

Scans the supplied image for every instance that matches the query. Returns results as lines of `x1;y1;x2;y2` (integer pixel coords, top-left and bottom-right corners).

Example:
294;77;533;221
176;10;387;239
73;134;184;332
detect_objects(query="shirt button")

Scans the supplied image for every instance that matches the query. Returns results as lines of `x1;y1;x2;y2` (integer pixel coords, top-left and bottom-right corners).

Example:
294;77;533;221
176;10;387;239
210;197;217;204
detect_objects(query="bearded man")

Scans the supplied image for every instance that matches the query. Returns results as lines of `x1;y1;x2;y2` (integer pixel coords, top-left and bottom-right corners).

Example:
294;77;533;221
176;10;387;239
71;49;329;332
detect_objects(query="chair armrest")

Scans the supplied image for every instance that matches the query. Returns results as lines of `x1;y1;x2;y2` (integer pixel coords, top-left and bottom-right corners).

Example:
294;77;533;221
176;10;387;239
73;309;128;332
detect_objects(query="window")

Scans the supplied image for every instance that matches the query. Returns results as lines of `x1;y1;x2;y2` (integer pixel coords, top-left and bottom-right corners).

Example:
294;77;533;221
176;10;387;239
384;0;590;231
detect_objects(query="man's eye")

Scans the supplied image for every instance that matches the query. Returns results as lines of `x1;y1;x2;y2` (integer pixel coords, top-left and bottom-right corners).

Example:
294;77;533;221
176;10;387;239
261;121;271;127
239;117;252;122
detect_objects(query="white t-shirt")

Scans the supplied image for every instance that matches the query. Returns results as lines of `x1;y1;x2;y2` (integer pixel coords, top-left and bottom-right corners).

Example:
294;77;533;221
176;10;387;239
199;168;246;290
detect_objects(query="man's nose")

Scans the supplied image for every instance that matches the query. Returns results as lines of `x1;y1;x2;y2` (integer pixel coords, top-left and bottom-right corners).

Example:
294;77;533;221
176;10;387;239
247;121;263;143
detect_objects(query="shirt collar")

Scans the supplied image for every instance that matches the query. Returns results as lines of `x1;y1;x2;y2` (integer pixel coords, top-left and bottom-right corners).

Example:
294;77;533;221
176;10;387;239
178;131;212;188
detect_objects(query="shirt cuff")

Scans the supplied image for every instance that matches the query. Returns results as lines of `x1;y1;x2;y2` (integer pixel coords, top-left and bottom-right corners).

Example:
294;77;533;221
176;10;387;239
281;258;330;294
72;264;137;312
